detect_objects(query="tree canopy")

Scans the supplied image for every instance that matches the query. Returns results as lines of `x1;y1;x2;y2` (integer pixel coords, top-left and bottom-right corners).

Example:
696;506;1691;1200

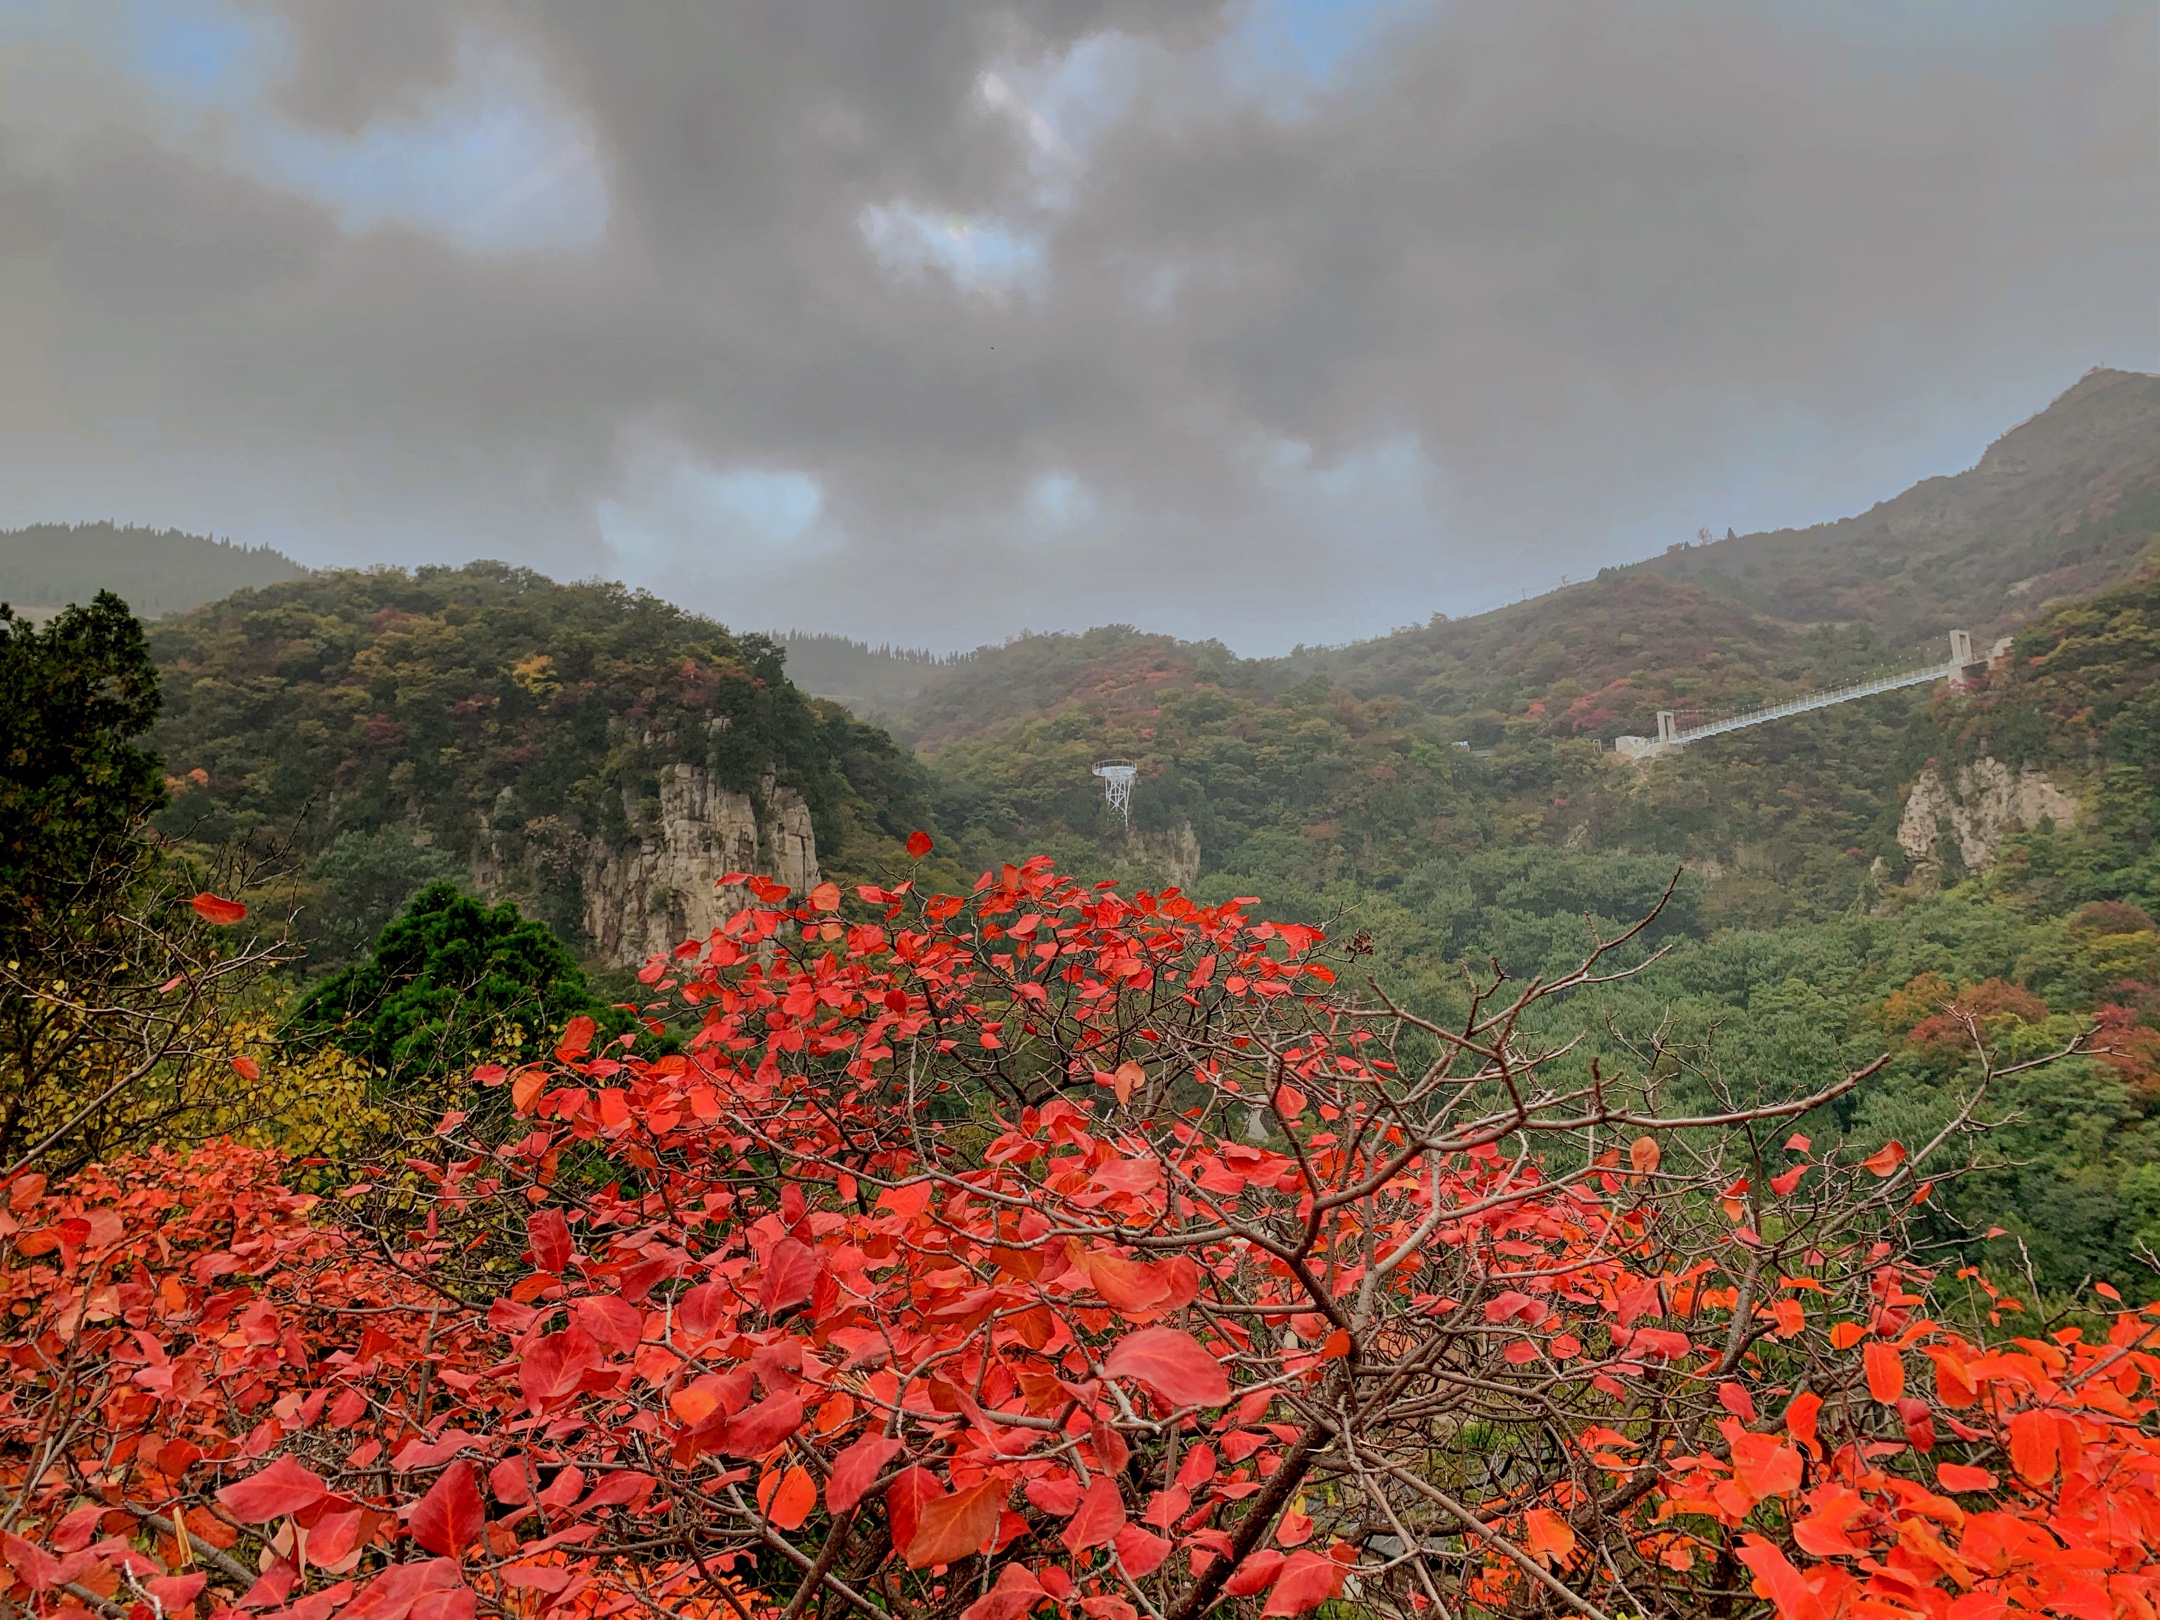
289;882;617;1081
0;592;165;942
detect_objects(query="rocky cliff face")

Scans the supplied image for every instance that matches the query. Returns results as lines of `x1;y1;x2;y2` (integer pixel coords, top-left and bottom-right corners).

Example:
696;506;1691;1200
579;765;819;965
1898;757;2078;879
1129;822;1201;890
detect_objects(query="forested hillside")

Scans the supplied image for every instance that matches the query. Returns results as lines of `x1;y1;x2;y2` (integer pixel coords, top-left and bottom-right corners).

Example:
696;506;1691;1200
149;563;935;966
1629;367;2160;641
0;521;306;618
63;367;2160;1298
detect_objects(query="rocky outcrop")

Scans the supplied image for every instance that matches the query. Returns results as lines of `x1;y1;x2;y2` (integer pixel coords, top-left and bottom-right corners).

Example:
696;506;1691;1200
1898;757;2079;879
580;766;819;965
1129;822;1201;890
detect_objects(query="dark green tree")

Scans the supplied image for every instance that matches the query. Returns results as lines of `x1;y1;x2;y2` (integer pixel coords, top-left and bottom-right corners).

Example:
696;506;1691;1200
302;828;464;969
290;883;620;1082
0;593;165;942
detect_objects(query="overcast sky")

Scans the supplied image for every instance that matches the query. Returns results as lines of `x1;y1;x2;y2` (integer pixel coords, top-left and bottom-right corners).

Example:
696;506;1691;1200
0;0;2152;652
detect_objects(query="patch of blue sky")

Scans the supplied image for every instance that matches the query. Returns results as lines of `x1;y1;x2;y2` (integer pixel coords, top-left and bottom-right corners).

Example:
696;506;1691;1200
600;452;838;590
1021;472;1099;540
1210;0;1442;116
120;0;272;105
859;203;1045;301
6;0;605;253
253;48;608;254
982;30;1146;186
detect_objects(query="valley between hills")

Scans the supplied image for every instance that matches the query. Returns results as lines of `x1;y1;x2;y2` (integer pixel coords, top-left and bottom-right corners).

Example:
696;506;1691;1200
6;365;2160;1295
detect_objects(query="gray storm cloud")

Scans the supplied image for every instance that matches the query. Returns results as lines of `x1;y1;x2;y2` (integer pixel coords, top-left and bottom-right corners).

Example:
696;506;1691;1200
0;0;2151;651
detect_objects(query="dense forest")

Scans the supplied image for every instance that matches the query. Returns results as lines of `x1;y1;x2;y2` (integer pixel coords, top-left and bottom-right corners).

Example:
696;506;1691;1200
0;521;305;619
148;564;938;964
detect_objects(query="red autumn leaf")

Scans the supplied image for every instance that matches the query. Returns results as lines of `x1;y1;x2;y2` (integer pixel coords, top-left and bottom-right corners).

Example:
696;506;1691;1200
719;1393;805;1458
528;1208;573;1274
1896;1398;1937;1454
808;881;842;913
519;1329;601;1412
1103;1327;1230;1407
1223;1550;1286;1597
231;1055;262;1082
1861;1141;1907;1177
886;1468;943;1561
2008;1409;2058;1485
1262;1549;1346;1615
1863;1341;1905;1404
906;1478;1005;1568
190;892;248;925
147;1573;209;1611
217;1456;329;1524
1937;1463;1997;1492
962;1564;1047;1620
410;1460;485;1556
828;1434;904;1514
1734;1536;1818;1620
1730;1431;1804;1499
1523;1508;1576;1566
0;1531;62;1591
906;830;934;858
1112;1524;1171;1577
1062;1477;1127;1555
557;1014;597;1061
1792;1491;1867;1556
758;1237;824;1314
307;1509;365;1568
1784;1392;1823;1450
1082;1249;1174;1318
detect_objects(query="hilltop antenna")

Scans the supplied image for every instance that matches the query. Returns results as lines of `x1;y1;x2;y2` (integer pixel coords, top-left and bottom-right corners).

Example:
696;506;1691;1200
1092;760;1138;831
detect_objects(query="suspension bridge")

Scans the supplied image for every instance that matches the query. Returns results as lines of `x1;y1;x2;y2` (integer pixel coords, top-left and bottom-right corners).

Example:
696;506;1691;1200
1614;630;1993;761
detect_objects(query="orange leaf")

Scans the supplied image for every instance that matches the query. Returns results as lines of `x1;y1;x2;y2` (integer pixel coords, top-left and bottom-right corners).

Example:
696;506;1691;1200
511;1068;548;1113
906;1478;1004;1568
808;881;842;914
190;892;248;925
1861;1141;1907;1177
231;1055;261;1082
1936;1463;1996;1492
670;1388;720;1427
1113;1061;1144;1105
2007;1409;2057;1485
1629;1136;1661;1176
1863;1342;1904;1404
1523;1508;1576;1566
1104;1326;1230;1407
1783;1392;1823;1451
1734;1536;1820;1620
760;1465;817;1531
1828;1321;1865;1350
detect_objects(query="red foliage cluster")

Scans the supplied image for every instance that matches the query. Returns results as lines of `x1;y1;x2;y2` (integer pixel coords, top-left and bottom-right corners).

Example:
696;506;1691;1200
5;852;2160;1620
